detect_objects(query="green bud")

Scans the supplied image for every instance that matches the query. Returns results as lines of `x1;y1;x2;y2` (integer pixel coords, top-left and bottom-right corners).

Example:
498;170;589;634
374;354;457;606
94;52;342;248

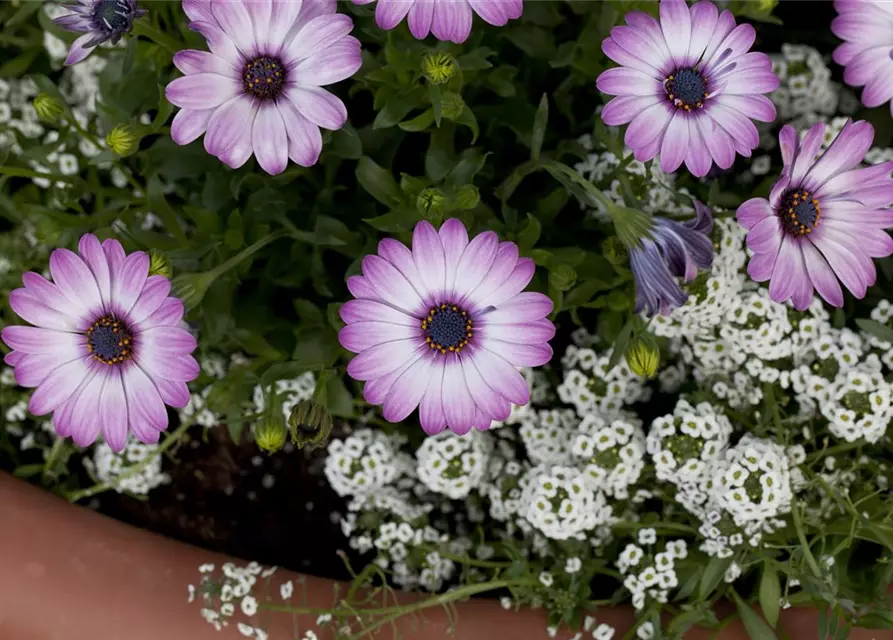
106;125;141;157
421;52;457;85
626;336;660;379
440;92;466;120
33;93;65;123
148;249;173;279
452;185;479;211
755;0;778;12
417;187;446;222
549;264;577;292
287;400;333;451
254;416;287;454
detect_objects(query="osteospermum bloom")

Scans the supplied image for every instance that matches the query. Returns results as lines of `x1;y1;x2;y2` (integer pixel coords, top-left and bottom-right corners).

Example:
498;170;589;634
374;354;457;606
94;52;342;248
629;202;713;316
0;235;199;451
339;219;555;435
165;0;362;174
52;0;146;65
832;1;893;115
737;120;893;310
351;0;522;43
596;0;779;177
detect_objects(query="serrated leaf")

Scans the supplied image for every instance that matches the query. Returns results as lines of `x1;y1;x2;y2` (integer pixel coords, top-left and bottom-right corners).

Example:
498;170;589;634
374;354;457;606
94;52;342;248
759;565;781;628
731;590;778;640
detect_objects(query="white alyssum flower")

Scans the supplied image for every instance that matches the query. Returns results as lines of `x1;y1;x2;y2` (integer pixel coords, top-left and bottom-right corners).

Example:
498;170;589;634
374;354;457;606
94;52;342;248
89;439;169;495
520;465;613;541
416;431;491;500
820;362;893;443
565;557;583;574
519;409;578;465
253;373;316;422
324;429;410;498
573;415;646;499
558;347;651;415
647;399;732;487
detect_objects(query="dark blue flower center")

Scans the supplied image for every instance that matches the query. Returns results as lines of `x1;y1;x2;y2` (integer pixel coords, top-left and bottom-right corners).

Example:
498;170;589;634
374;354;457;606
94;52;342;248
422;304;472;354
93;0;132;32
779;189;821;236
87;316;133;365
244;56;286;100
665;68;707;111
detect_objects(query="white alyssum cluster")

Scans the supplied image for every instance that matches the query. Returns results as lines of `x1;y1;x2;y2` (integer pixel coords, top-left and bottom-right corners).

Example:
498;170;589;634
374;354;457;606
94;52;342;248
646;399;732;487
703;435;799;526
252;372;316;421
819;361;893;443
324;429;409;498
520;464;613;541
519;409;579;464
89;439;170;495
618;538;687;611
769;44;841;125
558;346;651;416
416;431;492;499
575;135;693;222
192;562;274;635
572;415;646;499
181;387;222;428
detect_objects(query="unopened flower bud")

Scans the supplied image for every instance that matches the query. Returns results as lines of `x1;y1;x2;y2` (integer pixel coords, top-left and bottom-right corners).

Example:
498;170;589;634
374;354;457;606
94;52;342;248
106;125;141;157
422;52;457;85
417;188;446;222
440;92;466;120
148;249;172;279
254;416;288;454
33;93;65;122
626;336;660;379
287;400;333;451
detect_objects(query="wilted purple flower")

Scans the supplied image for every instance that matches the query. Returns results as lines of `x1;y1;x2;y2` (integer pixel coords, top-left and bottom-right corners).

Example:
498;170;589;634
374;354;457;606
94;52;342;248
339;219;555;435
53;0;146;66
629;202;713;316
1;234;199;451
351;0;522;43
832;1;893;115
596;0;779;177
738;120;893;310
165;0;362;175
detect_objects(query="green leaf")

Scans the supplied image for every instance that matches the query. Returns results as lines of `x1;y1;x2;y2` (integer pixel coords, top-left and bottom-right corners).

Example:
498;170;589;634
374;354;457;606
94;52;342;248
698;556;732;601
549;264;576;292
731;590;778;640
517;214;542;253
5;1;42;26
398;109;435;133
356;156;401;206
531;94;549;163
0;49;39;78
855;318;893;344
330;124;363;159
452;185;480;210
147;176;188;244
759;565;781;628
606;318;634;371
291;327;341;371
445;149;489;188
857;610;893;629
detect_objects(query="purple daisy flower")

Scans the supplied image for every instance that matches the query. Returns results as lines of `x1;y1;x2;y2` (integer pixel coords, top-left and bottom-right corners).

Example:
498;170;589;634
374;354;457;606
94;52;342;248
832;1;893;115
596;0;779;177
350;0;522;44
165;0;362;175
339;219;554;435
737;120;893;310
629;202;713;316
52;0;146;66
0;234;199;452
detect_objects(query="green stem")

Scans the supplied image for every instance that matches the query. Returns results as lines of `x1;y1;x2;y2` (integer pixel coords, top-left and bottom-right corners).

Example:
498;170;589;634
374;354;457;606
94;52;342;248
132;20;183;55
0;166;74;183
207;229;291;280
65;420;193;503
791;500;822;579
42;438;66;483
429;549;511;570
